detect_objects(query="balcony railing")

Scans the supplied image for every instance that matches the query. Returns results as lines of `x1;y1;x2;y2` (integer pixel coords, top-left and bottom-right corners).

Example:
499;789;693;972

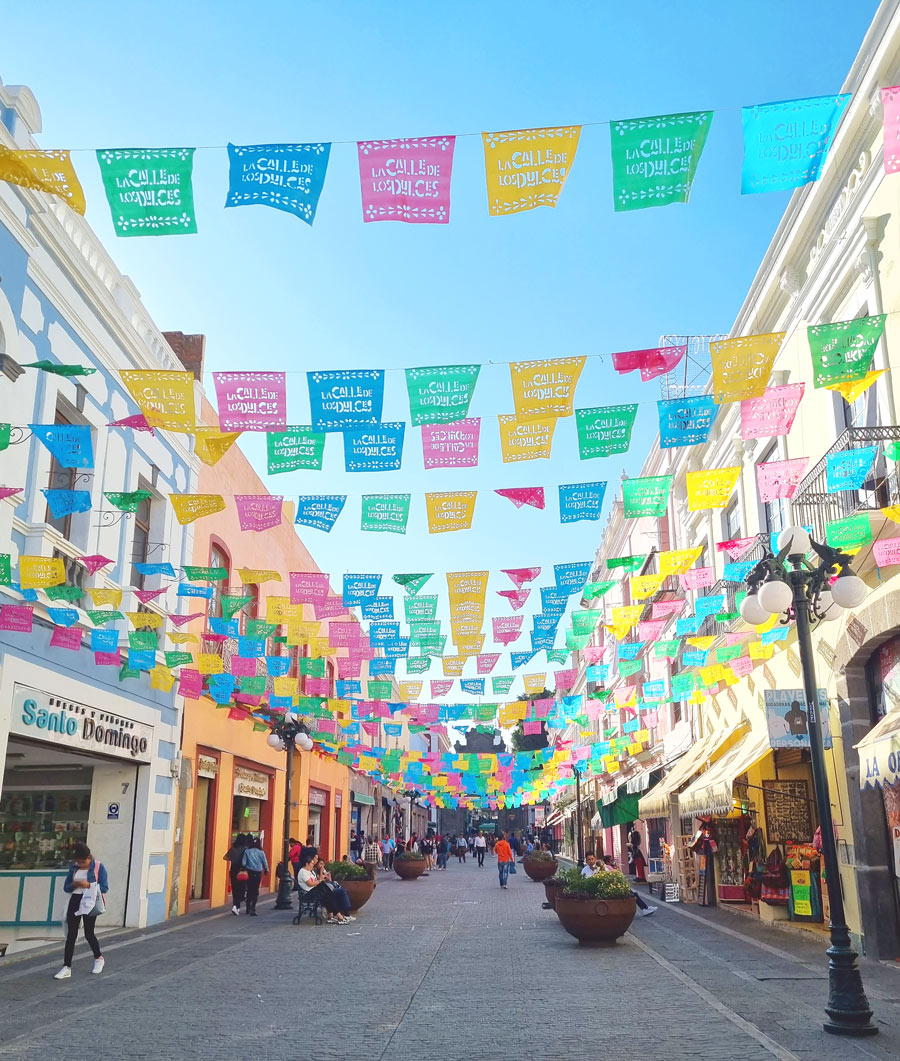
792;426;900;541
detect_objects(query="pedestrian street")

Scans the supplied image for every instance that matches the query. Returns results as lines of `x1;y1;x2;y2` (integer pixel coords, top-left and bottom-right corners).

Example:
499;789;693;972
3;856;900;1061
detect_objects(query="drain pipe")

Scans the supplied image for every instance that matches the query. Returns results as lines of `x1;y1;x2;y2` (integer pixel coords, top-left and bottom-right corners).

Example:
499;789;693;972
862;216;897;424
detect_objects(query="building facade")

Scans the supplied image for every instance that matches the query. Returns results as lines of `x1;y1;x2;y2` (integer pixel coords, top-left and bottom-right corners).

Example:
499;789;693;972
0;78;199;943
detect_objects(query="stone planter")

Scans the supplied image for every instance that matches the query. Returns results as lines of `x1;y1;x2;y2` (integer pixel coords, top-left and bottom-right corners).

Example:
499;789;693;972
522;856;558;882
554;896;637;945
394;857;427;881
340;878;376;911
543;880;564;910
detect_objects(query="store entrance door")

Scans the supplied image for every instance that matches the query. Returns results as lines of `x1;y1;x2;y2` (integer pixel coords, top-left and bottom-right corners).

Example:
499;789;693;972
190;776;213;900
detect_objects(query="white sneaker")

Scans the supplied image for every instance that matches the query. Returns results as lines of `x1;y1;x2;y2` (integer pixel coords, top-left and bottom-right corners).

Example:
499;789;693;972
231;905;239;915
344;915;357;922
54;966;71;980
641;905;658;917
92;957;105;974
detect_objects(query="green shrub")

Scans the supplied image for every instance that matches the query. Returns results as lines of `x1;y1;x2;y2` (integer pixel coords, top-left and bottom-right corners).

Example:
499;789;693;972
395;848;426;861
325;860;367;881
524;849;557;863
561;869;633;900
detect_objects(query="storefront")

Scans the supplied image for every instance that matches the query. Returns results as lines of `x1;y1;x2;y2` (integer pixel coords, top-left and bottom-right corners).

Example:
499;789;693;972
188;752;219;902
232;764;272;841
1;683;154;929
350;788;376;841
307;785;329;852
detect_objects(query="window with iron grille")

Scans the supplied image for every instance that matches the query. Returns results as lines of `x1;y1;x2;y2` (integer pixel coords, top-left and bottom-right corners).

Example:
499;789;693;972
130;492;153;590
45;409;76;539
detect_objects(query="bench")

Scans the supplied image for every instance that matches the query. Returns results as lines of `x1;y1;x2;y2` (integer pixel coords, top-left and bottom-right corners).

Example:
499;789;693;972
292;893;325;925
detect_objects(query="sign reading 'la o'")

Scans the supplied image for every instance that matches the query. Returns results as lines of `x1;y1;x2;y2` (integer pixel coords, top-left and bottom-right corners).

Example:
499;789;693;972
11;684;154;763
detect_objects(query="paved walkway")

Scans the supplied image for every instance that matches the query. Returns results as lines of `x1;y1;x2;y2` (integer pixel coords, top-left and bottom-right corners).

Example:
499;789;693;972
2;857;900;1060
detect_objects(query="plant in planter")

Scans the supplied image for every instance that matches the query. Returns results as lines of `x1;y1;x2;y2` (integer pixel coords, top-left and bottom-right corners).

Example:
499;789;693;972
542;868;576;911
522;848;559;882
555;869;636;945
394;848;427;881
325;860;376;911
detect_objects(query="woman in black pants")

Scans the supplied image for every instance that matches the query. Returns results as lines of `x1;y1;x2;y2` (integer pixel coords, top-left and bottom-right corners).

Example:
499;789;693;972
224;833;249;915
296;851;355;924
55;842;108;980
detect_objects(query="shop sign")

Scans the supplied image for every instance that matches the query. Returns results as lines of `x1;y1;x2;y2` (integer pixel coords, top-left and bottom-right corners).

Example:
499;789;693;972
197;754;219;779
764;688;832;750
309;786;328;807
533;806;546;826
790;869;813;917
11;684;153;763
892;826;900;879
233;766;269;800
335;791;341;808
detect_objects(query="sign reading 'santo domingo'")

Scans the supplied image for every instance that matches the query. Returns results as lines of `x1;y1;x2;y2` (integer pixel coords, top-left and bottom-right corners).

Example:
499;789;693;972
11;685;154;763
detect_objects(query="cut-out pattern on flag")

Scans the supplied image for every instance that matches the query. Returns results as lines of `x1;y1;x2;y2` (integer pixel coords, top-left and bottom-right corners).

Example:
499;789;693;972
108;413;153;433
883;87;900;173
361;494;411;534
826;513;873;552
226;142;330;223
266;427;326;473
740;384;804;440
510;357;585;419
19;556;66;589
710;332;784;403
756;458;808;503
121;370;196;431
493;617;523;646
575;404;638;459
826;446;877;492
658;396;717;448
406;364;480;426
235;494;283;532
622;475;673;518
686;466;741;510
97;148;197;235
808;315;886;388
213;371;287;431
169;494;226;525
42;489;91;519
343;422;405;472
874;537;900;568
495;487;544;510
827;369;886;404
741;95;850;194
357;136;455;223
425;491;476;533
421;419;480;469
502;568;541;588
612;345;686;382
307;369;385;432
482;126;581;215
393;573;432;596
294;494;346;532
30;424;93;468
498;414;557;462
194;428;242;466
610;110;713;211
558;481;607;523
0;148;85;213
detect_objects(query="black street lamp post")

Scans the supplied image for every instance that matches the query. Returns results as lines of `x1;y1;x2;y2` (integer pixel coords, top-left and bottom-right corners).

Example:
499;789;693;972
260;711;313;912
574;768;585;868
742;527;876;1037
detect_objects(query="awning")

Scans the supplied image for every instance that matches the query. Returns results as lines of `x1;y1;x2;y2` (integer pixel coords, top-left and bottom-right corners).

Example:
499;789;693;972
599;789;641;829
351;790;376;806
678;729;772;818
855;709;900;788
638;729;732;819
545;811;564;827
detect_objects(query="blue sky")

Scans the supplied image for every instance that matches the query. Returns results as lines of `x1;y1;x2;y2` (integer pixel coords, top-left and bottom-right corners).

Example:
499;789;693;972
1;1;881;673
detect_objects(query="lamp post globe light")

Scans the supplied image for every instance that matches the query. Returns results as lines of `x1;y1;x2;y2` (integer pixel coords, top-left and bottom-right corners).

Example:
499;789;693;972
260;710;313;912
743;527;877;1036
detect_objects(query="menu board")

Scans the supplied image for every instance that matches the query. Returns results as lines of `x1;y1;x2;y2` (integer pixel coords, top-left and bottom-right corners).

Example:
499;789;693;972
762;779;813;844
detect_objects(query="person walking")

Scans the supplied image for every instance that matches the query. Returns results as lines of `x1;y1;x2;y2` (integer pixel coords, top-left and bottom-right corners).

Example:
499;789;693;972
495;831;514;889
223;832;249;915
628;824;648;882
241;836;269;915
54;842;108;980
380;835;392;870
436;834;449;870
474;832;487;867
421;834;435;870
362;834;381;878
455;835;467;863
288;837;302;884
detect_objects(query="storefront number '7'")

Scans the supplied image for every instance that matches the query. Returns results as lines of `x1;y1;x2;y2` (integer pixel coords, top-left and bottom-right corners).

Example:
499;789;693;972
122;782;130;794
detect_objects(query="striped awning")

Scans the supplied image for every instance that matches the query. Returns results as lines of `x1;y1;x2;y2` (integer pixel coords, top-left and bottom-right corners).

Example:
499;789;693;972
855;709;900;788
638;729;732;819
677;729;772;818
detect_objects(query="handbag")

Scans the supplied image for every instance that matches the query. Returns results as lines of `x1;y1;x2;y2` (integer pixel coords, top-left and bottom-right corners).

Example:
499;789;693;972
236;869;249;882
508;860;517;874
82;862;107;917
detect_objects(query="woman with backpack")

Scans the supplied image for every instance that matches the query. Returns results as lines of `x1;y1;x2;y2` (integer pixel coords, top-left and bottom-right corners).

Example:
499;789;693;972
54;842;109;980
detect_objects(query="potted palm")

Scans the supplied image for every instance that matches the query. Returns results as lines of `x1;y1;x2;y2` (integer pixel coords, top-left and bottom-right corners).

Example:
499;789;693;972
554;869;637;945
394;849;427;880
325;861;375;911
522;848;558;882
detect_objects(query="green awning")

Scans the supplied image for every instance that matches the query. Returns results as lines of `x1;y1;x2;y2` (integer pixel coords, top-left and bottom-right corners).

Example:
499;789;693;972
598;790;641;829
350;790;376;806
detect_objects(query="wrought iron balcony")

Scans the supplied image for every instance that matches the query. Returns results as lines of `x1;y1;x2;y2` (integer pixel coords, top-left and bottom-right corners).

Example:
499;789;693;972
791;426;900;541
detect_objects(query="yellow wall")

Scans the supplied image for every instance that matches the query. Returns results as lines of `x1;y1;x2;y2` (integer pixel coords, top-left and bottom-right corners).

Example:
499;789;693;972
290;749;351;862
176;697;286;914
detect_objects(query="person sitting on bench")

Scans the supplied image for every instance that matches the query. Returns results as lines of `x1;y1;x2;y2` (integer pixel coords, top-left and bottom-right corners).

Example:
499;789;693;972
296;850;355;924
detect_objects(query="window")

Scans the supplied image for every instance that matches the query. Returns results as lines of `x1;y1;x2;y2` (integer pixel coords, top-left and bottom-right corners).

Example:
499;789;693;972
44;409;76;538
130;494;152;589
241;583;260;636
721;496;741;542
209;541;231;618
758;443;786;538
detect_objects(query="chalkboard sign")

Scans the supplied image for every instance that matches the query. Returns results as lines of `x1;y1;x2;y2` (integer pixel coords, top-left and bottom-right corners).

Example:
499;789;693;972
762;779;813;843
